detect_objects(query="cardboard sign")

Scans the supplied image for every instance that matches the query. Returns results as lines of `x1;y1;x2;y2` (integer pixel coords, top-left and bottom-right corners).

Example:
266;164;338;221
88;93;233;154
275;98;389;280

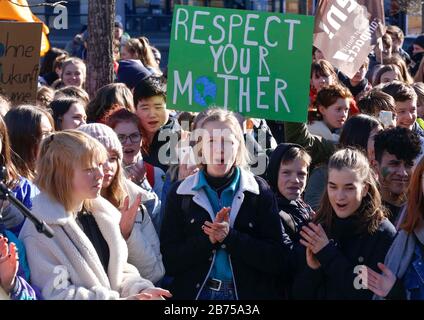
0;22;42;105
314;0;385;78
167;6;314;122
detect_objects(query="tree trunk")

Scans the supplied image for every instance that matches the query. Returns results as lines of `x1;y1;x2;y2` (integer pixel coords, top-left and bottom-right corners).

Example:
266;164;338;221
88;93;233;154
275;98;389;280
422;1;424;33
86;0;115;98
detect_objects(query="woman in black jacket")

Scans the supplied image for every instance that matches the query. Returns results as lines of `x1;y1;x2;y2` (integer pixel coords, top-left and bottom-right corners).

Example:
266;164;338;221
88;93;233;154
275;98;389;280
292;148;396;299
160;109;292;300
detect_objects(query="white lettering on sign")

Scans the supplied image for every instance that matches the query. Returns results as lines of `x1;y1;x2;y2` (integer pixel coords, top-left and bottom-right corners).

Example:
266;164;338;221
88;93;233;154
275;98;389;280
319;0;359;39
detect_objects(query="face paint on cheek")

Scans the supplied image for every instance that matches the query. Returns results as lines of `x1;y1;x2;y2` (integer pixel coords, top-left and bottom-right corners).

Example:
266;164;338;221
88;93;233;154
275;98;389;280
381;167;391;179
380;167;396;186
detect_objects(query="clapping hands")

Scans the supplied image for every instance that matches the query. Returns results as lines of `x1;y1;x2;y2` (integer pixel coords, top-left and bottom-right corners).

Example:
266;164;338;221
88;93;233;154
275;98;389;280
299;223;329;270
300;223;329;254
202;207;231;244
119;194;142;240
0;235;19;293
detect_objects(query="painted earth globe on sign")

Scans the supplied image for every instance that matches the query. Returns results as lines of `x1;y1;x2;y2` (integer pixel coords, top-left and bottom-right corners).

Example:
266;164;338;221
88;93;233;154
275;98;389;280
194;76;217;107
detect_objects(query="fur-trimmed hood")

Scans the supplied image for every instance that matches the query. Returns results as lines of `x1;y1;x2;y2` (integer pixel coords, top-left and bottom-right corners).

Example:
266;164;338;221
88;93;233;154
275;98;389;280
176;168;259;227
19;192;153;300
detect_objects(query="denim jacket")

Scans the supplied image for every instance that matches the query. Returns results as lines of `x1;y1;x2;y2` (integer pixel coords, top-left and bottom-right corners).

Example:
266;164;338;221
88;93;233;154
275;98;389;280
403;244;424;300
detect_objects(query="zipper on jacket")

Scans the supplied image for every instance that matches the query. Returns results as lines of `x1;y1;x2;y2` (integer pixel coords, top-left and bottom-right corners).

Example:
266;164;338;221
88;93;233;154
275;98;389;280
228;254;239;300
195;250;217;300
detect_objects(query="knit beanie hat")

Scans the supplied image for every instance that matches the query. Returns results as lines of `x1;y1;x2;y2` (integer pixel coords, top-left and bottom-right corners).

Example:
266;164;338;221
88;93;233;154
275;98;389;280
78;123;123;160
117;59;152;90
266;143;304;193
114;21;123;30
414;35;424;51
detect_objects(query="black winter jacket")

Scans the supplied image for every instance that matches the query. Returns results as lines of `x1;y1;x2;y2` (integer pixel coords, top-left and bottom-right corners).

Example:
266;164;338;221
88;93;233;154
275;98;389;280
160;170;292;300
292;217;396;300
142;117;180;172
276;196;314;242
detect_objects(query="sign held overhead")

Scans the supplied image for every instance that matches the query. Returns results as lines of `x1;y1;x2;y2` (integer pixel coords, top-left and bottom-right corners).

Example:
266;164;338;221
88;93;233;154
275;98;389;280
167;5;314;122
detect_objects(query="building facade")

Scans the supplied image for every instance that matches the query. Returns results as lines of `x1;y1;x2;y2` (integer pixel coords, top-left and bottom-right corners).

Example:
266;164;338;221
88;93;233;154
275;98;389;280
28;0;421;65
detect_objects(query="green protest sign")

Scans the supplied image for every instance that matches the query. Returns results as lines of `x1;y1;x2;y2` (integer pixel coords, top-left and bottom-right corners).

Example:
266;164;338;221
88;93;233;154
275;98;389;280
167;5;314;122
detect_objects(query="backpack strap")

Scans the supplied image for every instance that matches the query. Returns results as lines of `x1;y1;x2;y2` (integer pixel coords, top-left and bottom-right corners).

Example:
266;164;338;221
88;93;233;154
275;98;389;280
145;162;155;188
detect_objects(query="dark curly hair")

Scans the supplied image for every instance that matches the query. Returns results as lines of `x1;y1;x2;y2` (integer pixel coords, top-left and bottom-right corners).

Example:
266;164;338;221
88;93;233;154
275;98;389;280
374;127;421;165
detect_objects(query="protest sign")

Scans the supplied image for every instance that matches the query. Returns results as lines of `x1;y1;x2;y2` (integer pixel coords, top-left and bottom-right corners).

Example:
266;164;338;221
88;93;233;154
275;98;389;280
167;5;314;122
0;0;50;56
0;22;42;105
314;0;385;78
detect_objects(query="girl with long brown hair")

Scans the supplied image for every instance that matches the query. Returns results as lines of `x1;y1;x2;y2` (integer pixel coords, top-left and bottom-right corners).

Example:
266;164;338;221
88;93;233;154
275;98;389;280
86;83;134;123
0;115;36;234
4;105;54;182
120;37;161;75
0;114;39;299
292;148;396;299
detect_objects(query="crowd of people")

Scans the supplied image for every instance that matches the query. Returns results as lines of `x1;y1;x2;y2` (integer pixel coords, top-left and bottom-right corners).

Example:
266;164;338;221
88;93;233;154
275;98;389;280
0;21;424;300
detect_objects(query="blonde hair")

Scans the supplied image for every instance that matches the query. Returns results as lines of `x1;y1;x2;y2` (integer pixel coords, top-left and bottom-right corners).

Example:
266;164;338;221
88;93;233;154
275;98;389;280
0;94;10;117
101;162;127;209
35;130;107;212
61;58;87;88
372;64;403;86
195;108;250;169
383;55;414;84
124;37;159;69
97;147;127;209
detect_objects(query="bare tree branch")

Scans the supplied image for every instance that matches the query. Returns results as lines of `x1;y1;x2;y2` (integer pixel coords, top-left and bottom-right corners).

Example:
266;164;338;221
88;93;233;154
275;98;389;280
395;0;424;15
8;0;67;8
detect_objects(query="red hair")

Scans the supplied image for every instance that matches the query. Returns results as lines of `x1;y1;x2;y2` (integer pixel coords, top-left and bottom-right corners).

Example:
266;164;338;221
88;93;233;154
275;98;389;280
105;108;143;133
401;156;424;233
98;104;125;124
105;108;148;154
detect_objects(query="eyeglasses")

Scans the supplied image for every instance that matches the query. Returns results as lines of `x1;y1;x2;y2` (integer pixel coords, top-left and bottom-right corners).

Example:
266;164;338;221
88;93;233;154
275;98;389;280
117;133;142;144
